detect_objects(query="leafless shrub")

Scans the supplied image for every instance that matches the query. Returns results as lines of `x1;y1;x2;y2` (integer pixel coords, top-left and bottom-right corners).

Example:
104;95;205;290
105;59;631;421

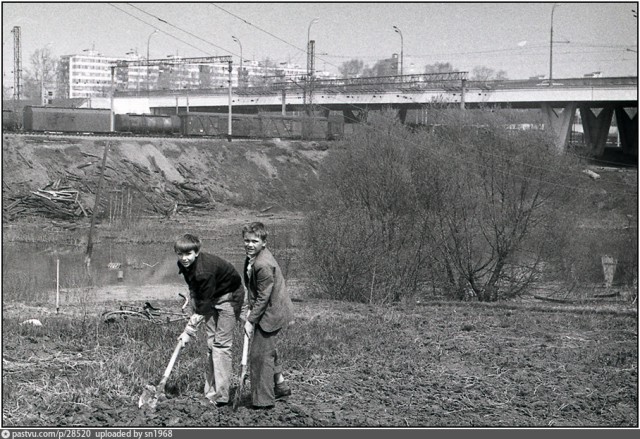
305;108;587;303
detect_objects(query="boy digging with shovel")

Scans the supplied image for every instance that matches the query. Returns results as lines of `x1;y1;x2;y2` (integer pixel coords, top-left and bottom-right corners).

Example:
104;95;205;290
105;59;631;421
241;222;294;409
174;233;244;407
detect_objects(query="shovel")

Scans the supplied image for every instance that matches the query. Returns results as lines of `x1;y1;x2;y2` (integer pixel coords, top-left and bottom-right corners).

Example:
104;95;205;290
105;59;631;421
138;339;183;409
232;331;250;410
233;310;251;410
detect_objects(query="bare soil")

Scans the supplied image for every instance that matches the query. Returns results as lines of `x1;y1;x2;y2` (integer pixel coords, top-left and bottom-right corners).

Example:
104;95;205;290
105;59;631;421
2;293;637;428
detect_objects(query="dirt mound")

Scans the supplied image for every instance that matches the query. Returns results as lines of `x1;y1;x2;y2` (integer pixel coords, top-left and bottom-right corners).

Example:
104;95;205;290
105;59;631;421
2;134;330;220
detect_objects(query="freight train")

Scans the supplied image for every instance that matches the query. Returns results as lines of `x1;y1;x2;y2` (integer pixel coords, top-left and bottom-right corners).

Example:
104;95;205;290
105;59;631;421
4;106;344;140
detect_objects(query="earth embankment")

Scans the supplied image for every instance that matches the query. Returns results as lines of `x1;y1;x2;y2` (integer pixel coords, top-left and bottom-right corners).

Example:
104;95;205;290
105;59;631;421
2;134;331;220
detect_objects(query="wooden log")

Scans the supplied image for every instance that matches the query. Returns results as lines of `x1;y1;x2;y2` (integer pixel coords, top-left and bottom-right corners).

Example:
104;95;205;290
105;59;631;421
533;295;573;303
76;199;88;217
4;199;22;211
16;150;33;168
32;191;53;201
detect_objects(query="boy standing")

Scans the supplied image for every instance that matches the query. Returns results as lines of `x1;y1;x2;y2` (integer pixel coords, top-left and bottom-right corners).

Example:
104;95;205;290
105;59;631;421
175;233;244;407
242;222;294;409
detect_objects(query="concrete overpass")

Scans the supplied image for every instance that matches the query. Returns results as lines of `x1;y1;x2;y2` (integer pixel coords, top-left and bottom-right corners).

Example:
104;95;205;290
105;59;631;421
86;74;637;157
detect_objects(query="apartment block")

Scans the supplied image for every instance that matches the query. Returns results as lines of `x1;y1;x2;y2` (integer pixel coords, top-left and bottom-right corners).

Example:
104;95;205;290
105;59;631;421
57;50;329;99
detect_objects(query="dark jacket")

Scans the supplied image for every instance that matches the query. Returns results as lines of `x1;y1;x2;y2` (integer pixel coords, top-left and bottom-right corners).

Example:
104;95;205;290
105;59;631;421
243;247;294;333
178;251;243;316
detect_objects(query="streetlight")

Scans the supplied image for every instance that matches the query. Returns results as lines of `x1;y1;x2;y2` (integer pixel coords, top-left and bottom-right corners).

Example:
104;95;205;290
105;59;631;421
549;3;560;86
146;29;158;92
393;25;403;76
232;35;243;86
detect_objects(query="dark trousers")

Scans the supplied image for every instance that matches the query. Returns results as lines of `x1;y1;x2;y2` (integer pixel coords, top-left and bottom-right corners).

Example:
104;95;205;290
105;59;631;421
250;325;283;407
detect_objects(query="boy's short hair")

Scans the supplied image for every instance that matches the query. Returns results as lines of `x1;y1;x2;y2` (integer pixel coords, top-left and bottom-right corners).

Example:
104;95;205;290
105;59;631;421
242;222;268;241
174;234;202;253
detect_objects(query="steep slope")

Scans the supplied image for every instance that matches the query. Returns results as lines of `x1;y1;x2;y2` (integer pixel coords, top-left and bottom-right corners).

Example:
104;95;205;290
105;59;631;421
2;134;330;220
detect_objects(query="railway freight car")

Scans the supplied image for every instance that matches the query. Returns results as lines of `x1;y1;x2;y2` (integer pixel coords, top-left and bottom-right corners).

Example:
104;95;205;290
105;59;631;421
115;113;181;136
180;112;344;140
180;112;250;137
23;106;111;133
2;109;21;131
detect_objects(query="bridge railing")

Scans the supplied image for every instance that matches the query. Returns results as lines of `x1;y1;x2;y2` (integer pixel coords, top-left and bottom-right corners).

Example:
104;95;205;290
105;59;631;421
274;71;468;92
113;75;636;98
466;76;638;90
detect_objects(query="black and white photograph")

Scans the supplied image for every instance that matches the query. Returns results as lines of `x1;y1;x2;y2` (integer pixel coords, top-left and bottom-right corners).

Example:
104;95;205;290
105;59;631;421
1;1;638;432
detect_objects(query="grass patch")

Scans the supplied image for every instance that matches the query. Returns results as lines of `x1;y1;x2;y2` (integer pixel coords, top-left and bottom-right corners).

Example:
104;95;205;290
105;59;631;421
2;298;636;427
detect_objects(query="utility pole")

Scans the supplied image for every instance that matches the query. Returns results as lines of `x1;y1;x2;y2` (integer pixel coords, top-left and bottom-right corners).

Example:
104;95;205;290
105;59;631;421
228;60;233;141
549;3;559;86
307;40;315;116
12;26;22;105
41;52;46;106
85;142;111;271
306;18;319;116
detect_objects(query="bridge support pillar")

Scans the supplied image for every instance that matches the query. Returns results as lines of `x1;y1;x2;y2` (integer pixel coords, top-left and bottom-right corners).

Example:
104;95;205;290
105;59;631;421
615;107;638;157
397;108;407;124
343;109;367;124
541;103;577;152
281;89;287;115
579;104;615;157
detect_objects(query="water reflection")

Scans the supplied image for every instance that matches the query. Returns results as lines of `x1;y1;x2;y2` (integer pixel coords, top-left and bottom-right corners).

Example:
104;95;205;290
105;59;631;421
2;242;248;290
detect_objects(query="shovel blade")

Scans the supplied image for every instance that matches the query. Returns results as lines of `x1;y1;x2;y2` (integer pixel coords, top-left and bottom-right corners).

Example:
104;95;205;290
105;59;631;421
232;373;248;410
138;384;159;409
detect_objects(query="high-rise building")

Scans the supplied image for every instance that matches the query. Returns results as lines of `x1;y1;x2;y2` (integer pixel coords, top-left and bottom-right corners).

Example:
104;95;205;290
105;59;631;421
57;50;120;98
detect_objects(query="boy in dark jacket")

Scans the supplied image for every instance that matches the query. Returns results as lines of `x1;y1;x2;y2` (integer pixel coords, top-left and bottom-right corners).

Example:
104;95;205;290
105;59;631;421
175;233;244;407
242;222;295;409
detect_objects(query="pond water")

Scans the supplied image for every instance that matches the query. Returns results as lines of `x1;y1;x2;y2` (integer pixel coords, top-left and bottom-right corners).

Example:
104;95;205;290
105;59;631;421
2;233;303;295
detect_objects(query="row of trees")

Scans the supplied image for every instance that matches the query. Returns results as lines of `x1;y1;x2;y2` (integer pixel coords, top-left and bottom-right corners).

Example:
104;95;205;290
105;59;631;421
338;59;508;80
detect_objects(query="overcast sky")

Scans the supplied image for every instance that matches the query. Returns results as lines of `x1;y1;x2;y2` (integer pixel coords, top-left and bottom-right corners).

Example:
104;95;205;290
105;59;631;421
2;1;638;82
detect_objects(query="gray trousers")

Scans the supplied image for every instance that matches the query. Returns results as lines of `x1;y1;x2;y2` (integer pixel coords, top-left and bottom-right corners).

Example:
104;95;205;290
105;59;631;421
203;301;235;404
250;325;283;407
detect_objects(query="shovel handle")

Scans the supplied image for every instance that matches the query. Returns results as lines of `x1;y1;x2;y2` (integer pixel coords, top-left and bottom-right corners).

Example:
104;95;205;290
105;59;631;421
241;310;251;366
158;340;182;387
241;333;250;366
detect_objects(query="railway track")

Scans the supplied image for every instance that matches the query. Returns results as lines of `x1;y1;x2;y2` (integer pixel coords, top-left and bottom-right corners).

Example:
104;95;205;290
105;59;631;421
4;130;243;141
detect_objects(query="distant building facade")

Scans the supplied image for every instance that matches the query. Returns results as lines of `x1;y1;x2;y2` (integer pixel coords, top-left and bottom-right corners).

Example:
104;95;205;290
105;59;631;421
57;51;121;98
56;50;331;99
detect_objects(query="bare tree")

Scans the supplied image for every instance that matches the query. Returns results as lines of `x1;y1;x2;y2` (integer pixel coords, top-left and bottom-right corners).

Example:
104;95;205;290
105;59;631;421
23;47;58;101
3;81;14;100
418;111;573;301
471;66;508;81
362;58;397;77
338;59;365;78
424;62;456;74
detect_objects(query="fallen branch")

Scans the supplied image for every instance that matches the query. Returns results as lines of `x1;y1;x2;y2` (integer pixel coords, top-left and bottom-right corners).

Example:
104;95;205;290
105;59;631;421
533;295;573;303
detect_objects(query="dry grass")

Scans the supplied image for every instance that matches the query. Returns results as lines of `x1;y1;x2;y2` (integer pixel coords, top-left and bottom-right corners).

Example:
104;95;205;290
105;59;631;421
2;297;637;427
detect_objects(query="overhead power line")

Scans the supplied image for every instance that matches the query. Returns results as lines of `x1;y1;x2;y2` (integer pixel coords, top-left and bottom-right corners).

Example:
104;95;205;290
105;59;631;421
124;3;235;57
109;2;635;190
107;3;221;57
